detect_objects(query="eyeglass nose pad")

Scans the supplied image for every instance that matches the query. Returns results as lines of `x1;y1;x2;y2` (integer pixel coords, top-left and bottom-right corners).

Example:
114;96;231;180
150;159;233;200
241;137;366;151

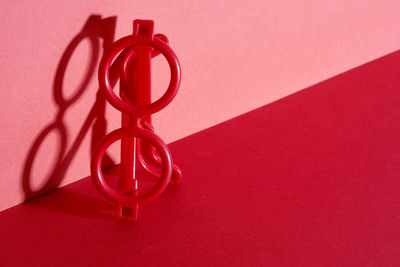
151;34;169;58
98;35;181;116
91;127;173;206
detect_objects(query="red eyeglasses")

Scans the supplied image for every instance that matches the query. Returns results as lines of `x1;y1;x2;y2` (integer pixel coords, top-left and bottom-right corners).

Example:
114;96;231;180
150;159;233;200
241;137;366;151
91;19;182;220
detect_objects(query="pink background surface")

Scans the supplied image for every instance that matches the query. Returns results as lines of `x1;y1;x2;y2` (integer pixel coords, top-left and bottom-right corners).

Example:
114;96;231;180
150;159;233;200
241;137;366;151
1;0;400;211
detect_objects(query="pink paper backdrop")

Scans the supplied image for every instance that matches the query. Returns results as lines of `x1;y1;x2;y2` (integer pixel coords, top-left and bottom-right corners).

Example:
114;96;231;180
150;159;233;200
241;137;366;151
1;0;400;211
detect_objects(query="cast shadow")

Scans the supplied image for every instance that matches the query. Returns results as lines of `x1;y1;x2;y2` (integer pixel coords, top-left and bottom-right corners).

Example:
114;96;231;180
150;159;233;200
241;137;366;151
25;186;116;220
21;15;126;218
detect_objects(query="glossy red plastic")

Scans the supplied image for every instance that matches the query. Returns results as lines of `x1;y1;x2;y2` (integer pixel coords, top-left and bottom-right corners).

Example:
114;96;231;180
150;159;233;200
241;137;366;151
91;20;182;220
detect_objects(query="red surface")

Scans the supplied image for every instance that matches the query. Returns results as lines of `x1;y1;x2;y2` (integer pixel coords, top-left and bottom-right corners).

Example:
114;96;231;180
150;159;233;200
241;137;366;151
1;51;400;266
